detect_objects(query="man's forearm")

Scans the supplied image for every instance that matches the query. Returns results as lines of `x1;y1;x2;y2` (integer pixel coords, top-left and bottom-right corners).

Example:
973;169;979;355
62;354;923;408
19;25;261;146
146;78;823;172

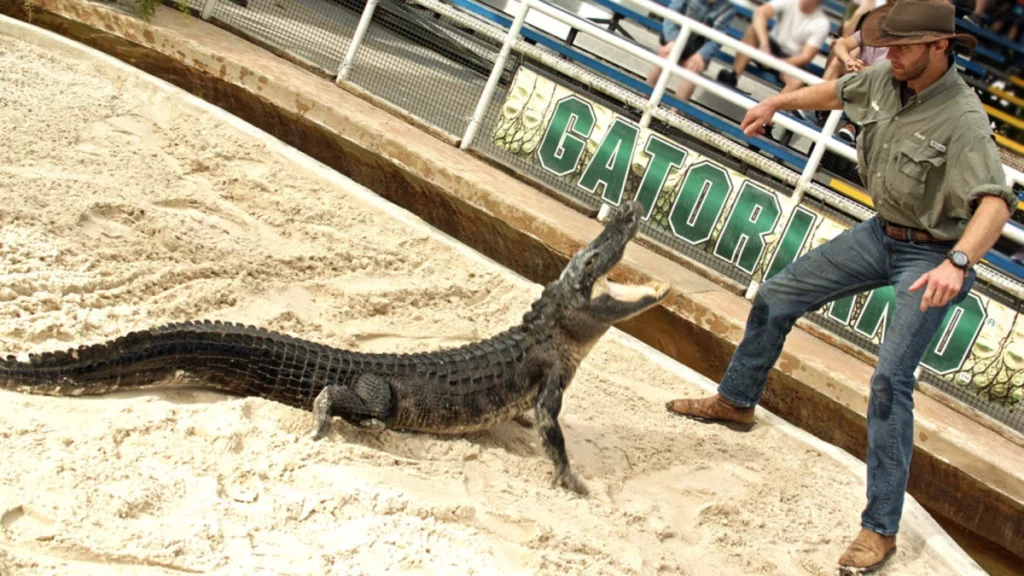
954;196;1012;265
766;80;842;111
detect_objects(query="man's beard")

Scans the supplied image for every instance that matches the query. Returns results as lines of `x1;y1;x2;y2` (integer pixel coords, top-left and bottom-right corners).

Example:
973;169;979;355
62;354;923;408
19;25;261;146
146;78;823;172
892;51;930;82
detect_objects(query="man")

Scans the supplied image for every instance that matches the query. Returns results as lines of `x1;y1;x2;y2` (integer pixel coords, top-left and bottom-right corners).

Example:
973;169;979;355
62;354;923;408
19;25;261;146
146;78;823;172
646;0;736;102
717;0;831;95
665;0;1016;573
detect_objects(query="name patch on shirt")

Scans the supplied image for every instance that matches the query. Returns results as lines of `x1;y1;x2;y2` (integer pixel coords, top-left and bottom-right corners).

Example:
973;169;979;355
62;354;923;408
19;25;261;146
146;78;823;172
929;140;947;153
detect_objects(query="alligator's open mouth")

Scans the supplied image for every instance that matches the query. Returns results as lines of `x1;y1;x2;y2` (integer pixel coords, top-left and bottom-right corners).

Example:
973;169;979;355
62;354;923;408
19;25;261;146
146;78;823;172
592;276;670;303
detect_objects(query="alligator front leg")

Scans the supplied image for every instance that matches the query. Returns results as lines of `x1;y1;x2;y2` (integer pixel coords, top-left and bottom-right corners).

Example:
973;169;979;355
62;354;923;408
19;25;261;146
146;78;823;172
535;370;589;496
310;374;395;439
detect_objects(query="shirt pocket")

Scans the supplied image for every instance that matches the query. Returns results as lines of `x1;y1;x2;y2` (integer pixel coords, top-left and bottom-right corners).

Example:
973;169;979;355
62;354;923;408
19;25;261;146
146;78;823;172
889;138;946;204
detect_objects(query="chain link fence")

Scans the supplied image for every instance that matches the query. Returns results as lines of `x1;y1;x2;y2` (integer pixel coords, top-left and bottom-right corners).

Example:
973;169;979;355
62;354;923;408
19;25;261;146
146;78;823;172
208;0;356;74
345;0;510;136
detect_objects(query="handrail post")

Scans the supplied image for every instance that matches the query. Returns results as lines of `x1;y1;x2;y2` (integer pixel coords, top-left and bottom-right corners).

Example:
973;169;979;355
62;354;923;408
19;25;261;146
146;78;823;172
200;0;218;20
460;0;530;150
790;108;844;208
640;23;689;128
336;0;380;83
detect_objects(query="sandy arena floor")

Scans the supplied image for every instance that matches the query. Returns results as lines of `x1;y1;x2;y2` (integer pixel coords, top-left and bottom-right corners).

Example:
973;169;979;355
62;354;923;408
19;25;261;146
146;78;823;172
0;17;983;576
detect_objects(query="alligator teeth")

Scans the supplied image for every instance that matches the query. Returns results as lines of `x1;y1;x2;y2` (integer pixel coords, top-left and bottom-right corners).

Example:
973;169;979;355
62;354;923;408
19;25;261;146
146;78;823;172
605;280;670;302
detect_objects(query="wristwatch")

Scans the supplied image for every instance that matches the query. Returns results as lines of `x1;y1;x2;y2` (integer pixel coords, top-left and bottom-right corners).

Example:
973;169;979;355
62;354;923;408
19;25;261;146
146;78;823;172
946;250;971;271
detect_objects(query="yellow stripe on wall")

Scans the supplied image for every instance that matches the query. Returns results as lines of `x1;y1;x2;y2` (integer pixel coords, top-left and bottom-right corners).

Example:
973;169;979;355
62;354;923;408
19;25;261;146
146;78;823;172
828;179;873;208
989;88;1024;109
996;134;1024;156
985;105;1024;130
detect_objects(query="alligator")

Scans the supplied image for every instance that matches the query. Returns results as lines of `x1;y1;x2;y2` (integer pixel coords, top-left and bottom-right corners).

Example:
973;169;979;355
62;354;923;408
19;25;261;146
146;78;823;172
0;200;668;495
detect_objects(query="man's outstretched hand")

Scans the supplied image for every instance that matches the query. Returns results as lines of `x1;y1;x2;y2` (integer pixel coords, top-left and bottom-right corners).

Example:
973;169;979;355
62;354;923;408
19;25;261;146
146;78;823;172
740;100;777;137
909;260;965;312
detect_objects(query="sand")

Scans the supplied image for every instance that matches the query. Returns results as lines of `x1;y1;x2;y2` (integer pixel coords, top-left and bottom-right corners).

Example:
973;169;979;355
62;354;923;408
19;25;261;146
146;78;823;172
0;18;981;576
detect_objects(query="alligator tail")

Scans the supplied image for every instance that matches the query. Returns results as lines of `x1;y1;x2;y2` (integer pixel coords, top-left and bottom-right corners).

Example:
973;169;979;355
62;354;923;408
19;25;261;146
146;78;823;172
0;320;339;409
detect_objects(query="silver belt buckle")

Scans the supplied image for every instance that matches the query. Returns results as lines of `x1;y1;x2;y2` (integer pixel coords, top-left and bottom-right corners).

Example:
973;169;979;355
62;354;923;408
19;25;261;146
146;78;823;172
905;228;913;242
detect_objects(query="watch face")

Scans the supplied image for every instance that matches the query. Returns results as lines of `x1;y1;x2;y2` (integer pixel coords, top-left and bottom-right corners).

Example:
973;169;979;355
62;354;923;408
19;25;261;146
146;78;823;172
951;251;969;268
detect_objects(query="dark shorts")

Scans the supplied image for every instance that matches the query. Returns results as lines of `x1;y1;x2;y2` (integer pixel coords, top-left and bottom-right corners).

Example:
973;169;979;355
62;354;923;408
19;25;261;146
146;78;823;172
658;32;708;63
759;37;797;82
767;37;791;59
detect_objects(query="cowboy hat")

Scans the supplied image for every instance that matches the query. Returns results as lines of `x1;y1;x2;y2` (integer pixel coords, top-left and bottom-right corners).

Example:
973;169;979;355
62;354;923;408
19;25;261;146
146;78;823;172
861;0;978;50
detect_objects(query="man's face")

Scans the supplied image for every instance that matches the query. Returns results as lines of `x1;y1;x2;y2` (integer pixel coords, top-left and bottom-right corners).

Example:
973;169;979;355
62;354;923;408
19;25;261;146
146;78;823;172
887;42;934;82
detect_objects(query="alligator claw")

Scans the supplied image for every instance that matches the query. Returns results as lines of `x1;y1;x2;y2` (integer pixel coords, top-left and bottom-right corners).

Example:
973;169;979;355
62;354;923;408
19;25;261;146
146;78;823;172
553;469;589;496
309;418;332;441
358;418;386;431
512;414;535;429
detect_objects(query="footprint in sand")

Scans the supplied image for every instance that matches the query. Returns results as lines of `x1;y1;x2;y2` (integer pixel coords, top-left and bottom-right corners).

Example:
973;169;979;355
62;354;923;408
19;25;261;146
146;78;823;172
77;203;142;241
1;505;56;542
150;198;256;240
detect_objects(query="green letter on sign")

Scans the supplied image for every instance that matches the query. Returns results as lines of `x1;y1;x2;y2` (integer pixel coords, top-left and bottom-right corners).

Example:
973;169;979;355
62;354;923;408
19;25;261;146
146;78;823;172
669;162;732;245
920;294;985;375
764;208;816;281
633;135;687;219
537;97;596;176
854;286;895;340
578;118;639;204
714;182;781;273
828;295;855;325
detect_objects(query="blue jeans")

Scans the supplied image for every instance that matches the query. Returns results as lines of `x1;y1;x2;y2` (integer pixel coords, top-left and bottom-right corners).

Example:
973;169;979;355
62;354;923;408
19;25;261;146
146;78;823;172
718;216;975;536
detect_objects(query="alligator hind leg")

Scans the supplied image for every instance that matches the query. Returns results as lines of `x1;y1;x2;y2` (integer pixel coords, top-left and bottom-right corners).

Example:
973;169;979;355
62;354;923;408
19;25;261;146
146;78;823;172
310;374;395;440
535;370;589;496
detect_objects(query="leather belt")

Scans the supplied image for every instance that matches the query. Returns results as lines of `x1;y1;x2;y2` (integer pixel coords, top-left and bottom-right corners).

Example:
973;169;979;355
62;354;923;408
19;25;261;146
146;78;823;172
881;219;948;243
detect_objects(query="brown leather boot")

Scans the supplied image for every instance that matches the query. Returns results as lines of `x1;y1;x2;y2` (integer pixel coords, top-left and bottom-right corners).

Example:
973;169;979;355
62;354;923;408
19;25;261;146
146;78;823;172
665;393;755;431
837;528;897;575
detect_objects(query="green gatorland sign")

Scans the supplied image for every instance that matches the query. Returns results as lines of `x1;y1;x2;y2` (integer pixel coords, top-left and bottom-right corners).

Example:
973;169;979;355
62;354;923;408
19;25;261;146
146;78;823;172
492;67;1023;414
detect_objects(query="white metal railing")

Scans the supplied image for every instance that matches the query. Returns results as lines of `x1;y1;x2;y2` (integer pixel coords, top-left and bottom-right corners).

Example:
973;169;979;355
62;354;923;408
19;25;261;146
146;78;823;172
314;0;1024;277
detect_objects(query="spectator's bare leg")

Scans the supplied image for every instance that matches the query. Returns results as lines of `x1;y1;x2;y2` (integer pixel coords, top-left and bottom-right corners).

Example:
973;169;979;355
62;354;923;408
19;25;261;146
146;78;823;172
647;42;674;86
779;73;806;94
675;79;697;101
841;17;859;38
733;27;759;75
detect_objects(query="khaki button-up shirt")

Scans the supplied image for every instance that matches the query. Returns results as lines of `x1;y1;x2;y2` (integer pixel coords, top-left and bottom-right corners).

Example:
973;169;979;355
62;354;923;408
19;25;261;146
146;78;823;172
834;59;1017;240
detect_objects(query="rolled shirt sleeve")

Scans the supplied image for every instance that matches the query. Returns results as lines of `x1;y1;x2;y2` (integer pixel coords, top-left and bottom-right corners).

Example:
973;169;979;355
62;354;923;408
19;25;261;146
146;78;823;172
945;127;1018;218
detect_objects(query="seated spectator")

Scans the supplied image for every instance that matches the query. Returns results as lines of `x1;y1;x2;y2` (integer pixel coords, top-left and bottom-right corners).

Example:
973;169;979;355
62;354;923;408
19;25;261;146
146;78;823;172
987;0;1024;42
816;9;889;141
840;0;887;37
716;0;831;95
646;0;737;102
